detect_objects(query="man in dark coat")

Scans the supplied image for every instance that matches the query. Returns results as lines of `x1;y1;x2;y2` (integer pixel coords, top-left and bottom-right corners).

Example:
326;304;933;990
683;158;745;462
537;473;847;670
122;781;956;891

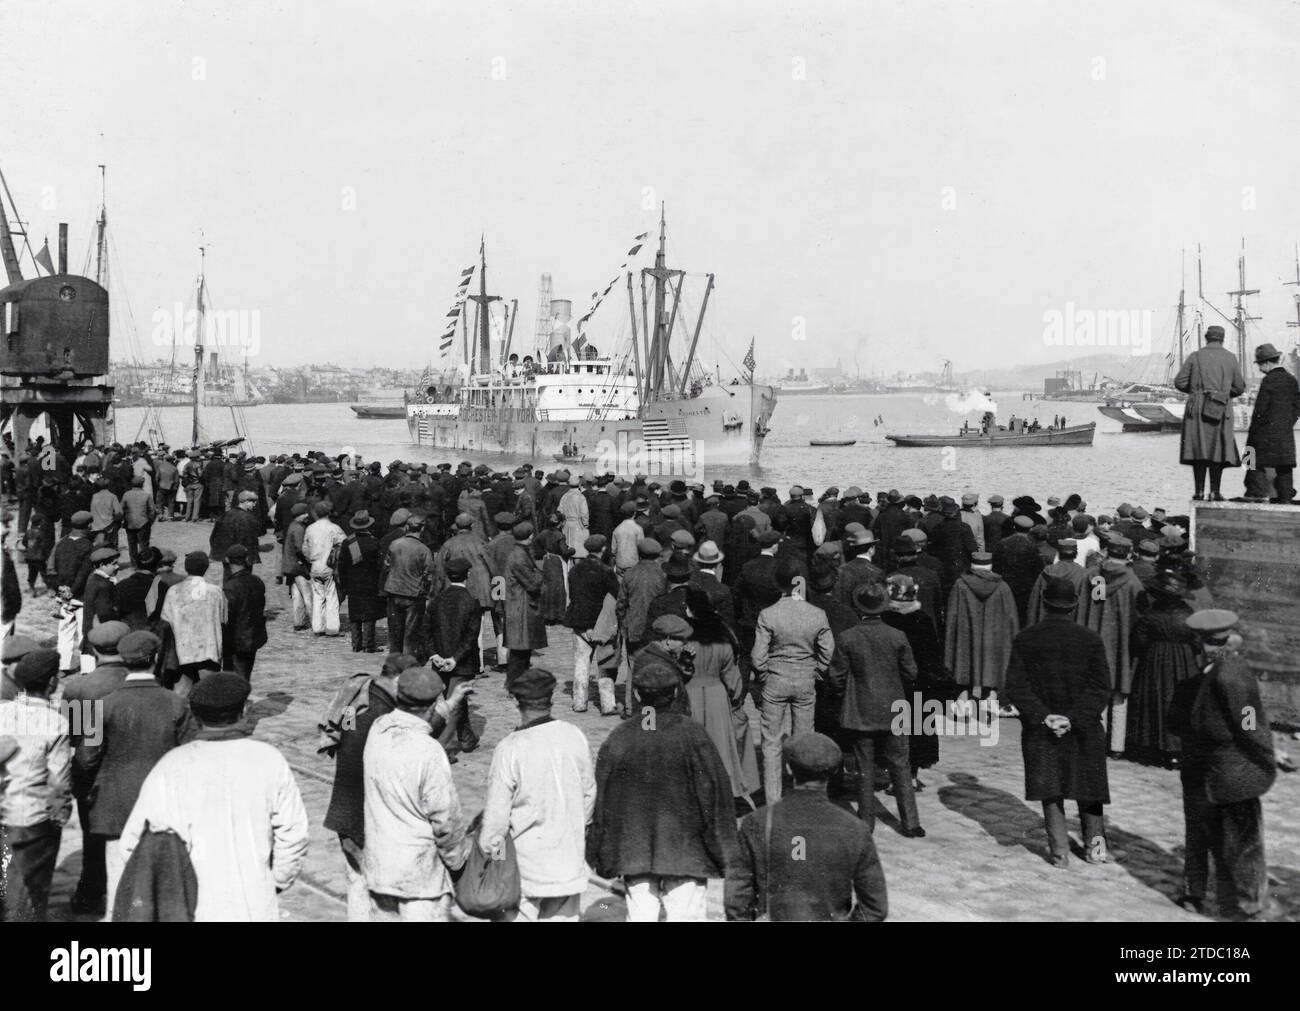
1026;537;1088;625
645;553;694;629
209;492;265;574
782;486;815;557
221;545;267;678
889;536;944;633
945;553;1019;701
52;511;95;599
870;490;909;572
833;525;884;612
1005;576;1112;867
337;511;385;653
201;454;227;518
992;514;1045;625
78;630;195;912
1082;535;1148;755
1245;342;1300;503
726;733;887;921
1169;610;1277;919
687;541;735;631
588;657;739;921
501;522;546;687
565;536;620;714
426;558;483;752
1173;324;1247;500
928;498;978;600
616;538;668;659
828;583;923;836
734;530;783;679
982;494;1007;553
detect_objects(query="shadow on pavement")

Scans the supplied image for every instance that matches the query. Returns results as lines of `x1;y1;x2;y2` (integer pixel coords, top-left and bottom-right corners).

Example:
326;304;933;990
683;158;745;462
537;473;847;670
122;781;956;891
938;771;1051;860
245;690;294;731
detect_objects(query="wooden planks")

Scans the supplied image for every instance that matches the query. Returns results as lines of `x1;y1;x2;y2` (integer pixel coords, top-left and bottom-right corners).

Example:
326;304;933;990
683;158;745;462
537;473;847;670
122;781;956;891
1192;501;1300;725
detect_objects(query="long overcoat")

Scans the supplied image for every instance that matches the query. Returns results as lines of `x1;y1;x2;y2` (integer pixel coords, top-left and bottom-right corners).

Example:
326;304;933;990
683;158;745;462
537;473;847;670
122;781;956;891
1246;365;1300;468
502;541;547;650
1173;344;1246;465
1005;614;1111;804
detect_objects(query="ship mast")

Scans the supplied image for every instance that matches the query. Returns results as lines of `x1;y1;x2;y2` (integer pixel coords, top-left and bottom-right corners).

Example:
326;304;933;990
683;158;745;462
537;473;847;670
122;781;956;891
1227;238;1260;384
191;246;206;446
95;165;107;287
1175;251;1186;370
641;205;685;400
1285;244;1300;349
467;237;499;375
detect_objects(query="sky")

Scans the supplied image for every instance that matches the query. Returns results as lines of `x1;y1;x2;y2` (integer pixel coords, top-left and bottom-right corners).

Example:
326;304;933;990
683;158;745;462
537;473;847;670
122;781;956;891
5;0;1300;375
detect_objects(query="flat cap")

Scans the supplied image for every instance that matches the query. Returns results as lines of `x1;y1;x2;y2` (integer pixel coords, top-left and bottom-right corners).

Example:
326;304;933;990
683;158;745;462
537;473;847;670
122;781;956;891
396;666;445;706
637;538;662;558
584;534;607;554
1137;539;1160;556
189;672;251;714
651;614;693;639
118;630;161;666
290;502;310;517
225;543;249;562
632;657;682;692
1186;609;1238;637
12;648;60;688
1106;534;1132;551
281;473;303;487
1013;515;1034;530
444;557;471;581
88;621;130;651
755;529;782;546
2;634;40;663
238;490;257;503
512;521;535;540
988;494;1005;507
1056;537;1078;553
782;732;842;777
71;510;93;528
903;527;928;544
454;512;474;529
507;667;557;702
670;529;696;550
961;493;978;506
91;546;120;563
493;511;517;526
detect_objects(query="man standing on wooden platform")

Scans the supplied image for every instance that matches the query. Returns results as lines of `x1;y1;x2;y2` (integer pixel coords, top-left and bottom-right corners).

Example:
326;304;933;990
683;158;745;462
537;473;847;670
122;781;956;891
1245;342;1300;504
1173;324;1246;501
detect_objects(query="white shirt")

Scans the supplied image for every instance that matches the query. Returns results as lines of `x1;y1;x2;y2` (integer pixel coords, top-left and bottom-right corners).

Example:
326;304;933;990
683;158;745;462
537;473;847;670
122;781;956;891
302;518;345;576
480;718;596;897
119;734;309;922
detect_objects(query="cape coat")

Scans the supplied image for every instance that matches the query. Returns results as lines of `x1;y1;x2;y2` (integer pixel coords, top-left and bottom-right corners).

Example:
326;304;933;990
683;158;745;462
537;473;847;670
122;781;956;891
1081;559;1147;694
944;568;1019;695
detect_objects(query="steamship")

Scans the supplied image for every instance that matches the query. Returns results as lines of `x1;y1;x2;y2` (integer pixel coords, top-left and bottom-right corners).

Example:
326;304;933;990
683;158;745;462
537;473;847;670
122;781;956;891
407;211;778;470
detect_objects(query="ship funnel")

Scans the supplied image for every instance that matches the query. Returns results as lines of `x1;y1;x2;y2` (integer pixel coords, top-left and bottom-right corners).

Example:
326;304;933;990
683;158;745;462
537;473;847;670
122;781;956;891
549;298;572;355
58;224;68;275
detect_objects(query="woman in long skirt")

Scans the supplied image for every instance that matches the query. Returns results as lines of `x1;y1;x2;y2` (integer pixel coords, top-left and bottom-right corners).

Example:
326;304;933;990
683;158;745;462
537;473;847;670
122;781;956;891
1126;568;1200;768
684;588;760;806
883;573;946;790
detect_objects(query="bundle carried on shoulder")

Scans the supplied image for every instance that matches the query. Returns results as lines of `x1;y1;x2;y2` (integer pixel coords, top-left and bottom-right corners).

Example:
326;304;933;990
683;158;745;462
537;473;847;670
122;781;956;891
317;672;372;756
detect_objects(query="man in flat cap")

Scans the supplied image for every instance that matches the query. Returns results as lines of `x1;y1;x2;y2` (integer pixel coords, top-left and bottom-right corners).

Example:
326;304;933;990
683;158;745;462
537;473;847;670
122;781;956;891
78;630;194;917
565;536;620;714
726;733;888;921
160;552;226;699
381;510;436;655
752;558;835;803
281;501;312;630
1006;576;1113;868
1173;324;1247;500
1169;611;1276;918
52;510;95;603
81;546;122;658
588;655;738;921
479;668;596;921
303;500;347;636
120;672;308;921
617;537;668;664
1245;342;1300;503
363;666;471;922
0;649;70;921
500;522;546;688
62;618;131;912
222;544;268;678
992;513;1043;626
210;490;265;581
425;558;483;754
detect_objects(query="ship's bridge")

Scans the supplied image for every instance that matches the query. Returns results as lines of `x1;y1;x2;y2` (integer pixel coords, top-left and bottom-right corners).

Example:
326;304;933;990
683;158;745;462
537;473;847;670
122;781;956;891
461;355;640;420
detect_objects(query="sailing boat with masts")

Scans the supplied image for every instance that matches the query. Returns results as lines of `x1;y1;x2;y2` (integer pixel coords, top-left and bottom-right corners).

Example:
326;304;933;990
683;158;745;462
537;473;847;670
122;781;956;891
407;208;778;468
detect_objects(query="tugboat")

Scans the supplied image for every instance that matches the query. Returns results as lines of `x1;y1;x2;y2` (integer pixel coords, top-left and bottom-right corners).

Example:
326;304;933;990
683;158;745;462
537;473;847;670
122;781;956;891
887;410;1095;448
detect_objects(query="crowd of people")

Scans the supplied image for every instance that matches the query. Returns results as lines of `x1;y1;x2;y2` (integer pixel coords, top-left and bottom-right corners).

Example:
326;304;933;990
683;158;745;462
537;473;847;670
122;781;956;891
0;436;1290;923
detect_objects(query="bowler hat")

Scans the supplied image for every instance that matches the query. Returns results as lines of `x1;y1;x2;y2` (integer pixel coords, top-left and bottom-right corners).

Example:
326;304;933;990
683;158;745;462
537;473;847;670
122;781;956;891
663;554;694;582
971;551;993;565
693;541;724;565
1255;342;1281;363
1042;576;1079;611
843;523;874;546
852;582;891;615
893;536;917;556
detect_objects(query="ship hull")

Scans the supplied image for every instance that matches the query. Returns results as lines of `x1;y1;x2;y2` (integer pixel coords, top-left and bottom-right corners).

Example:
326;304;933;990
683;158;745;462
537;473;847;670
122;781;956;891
886;423;1095;448
408;383;778;470
1097;405;1178;432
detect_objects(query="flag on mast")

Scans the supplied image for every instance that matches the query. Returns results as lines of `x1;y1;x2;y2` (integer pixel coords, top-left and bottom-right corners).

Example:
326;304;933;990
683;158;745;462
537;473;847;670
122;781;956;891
742;337;756;377
35;237;55;275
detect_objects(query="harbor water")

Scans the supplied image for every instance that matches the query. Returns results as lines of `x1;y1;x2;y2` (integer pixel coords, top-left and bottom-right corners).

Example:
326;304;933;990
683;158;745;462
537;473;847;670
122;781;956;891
114;391;1222;514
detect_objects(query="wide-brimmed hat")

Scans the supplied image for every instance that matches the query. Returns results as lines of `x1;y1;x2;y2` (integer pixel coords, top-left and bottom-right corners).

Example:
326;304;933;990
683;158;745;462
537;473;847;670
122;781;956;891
693;541;724;565
1042;576;1079;610
852;581;891;615
350;510;374;530
1255;342;1282;363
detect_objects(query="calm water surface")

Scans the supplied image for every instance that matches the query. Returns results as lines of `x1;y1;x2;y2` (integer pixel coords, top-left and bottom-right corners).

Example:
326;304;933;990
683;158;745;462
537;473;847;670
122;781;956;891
114;392;1223;514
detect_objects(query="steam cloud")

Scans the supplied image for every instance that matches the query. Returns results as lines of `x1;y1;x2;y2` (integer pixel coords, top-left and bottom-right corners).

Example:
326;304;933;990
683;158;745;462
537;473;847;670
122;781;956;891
945;390;998;415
